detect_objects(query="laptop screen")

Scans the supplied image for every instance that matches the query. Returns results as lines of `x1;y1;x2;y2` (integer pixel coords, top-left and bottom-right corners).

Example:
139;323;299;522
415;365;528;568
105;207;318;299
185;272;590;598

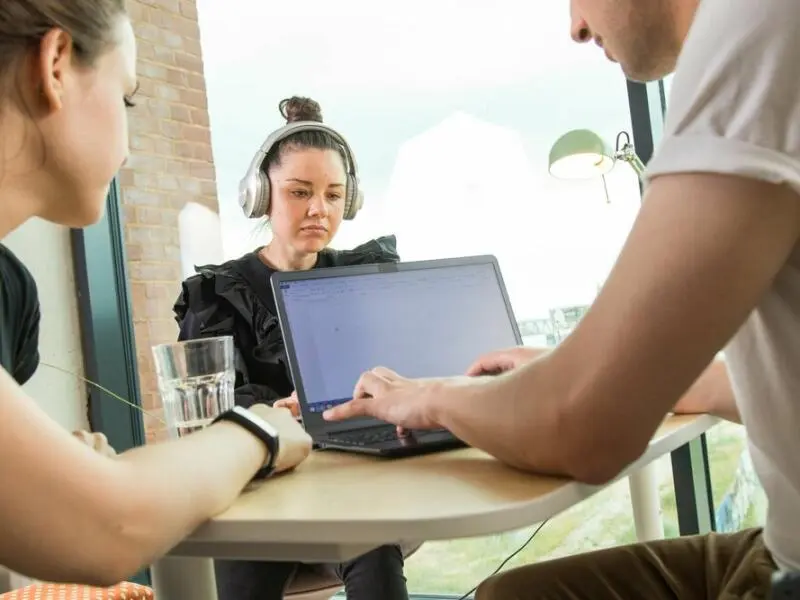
278;261;520;413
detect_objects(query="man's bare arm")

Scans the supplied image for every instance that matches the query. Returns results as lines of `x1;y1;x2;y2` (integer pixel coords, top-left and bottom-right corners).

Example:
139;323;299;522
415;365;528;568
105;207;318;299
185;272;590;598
673;359;740;424
435;174;799;482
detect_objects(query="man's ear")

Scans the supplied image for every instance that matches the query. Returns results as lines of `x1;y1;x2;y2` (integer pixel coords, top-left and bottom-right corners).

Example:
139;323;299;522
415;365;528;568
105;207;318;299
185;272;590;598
36;28;75;113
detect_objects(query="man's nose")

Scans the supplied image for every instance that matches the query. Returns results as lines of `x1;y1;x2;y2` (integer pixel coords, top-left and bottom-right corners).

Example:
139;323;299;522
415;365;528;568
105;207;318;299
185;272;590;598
570;7;592;43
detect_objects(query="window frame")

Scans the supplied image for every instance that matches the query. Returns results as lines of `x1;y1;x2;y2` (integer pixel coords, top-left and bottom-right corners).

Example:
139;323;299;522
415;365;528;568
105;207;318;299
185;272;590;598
71;177;151;585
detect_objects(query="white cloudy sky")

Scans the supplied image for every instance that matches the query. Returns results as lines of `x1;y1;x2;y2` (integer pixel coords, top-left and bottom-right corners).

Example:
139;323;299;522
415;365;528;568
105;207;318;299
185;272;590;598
192;0;643;319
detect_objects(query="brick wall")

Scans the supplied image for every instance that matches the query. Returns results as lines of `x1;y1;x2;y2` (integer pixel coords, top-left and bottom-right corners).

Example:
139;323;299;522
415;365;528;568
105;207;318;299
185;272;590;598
123;0;218;442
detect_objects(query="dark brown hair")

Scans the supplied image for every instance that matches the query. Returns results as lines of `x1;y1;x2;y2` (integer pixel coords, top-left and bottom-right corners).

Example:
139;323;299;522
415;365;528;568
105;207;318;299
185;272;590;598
264;95;348;173
0;0;127;94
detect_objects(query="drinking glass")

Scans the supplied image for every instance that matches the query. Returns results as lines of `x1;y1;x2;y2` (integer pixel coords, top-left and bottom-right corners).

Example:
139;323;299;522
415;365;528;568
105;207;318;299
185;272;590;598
152;336;236;439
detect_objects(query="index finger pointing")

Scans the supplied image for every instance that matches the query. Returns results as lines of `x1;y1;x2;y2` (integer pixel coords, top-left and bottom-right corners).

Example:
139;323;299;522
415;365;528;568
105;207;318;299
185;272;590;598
323;398;367;421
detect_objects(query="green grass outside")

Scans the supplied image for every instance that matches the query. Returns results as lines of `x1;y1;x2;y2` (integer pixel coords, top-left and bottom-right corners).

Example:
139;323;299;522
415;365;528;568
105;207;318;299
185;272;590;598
403;422;759;596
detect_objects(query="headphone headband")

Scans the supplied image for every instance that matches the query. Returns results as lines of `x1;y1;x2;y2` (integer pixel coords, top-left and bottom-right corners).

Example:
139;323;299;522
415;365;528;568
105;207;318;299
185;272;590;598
268;122;358;172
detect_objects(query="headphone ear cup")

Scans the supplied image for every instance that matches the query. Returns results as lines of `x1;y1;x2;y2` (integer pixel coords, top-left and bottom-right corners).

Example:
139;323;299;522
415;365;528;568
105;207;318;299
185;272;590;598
238;169;269;219
254;170;271;219
343;176;364;220
240;170;271;219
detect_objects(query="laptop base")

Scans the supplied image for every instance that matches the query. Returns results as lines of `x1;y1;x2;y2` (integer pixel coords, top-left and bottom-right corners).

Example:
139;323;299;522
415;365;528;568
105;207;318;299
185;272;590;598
315;429;466;457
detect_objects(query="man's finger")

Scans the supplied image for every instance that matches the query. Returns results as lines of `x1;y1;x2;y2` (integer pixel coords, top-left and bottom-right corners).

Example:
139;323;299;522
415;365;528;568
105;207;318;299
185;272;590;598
465;355;499;376
371;366;401;380
323;397;370;421
353;370;392;399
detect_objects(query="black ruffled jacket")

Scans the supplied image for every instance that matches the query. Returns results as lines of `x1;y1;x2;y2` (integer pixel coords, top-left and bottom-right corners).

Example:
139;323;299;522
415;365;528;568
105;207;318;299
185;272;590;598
173;235;400;408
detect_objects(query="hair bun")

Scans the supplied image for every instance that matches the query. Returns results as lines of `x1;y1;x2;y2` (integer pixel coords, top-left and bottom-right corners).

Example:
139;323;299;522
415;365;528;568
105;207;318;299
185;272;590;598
279;96;323;123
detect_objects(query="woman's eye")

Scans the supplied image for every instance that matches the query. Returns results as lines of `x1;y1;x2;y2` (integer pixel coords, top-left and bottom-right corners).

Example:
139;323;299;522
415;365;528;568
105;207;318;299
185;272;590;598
291;190;309;198
327;194;342;202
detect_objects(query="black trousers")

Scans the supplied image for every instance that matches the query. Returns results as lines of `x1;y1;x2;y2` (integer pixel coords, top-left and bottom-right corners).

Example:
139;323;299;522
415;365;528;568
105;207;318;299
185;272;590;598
214;544;409;600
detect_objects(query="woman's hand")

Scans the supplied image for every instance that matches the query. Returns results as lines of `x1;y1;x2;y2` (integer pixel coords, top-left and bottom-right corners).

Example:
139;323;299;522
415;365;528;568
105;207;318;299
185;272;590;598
248;404;312;473
273;392;301;419
72;430;117;458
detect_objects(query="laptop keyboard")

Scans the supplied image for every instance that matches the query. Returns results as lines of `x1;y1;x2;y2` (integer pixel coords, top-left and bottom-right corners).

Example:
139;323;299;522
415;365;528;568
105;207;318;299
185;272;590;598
328;427;399;446
327;427;450;446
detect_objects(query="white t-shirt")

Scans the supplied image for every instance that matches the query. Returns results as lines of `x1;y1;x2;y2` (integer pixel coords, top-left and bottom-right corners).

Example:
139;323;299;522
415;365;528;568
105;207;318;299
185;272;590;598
645;0;800;571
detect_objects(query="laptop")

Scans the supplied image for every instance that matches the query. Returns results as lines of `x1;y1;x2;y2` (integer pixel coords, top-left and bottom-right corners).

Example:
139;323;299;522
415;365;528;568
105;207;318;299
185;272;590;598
271;255;523;457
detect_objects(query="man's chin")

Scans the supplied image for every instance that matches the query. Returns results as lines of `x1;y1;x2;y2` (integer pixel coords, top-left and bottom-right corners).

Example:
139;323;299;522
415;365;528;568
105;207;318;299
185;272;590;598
617;54;676;83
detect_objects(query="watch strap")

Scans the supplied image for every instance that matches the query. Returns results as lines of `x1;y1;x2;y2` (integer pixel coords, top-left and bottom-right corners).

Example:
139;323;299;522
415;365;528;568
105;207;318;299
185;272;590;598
212;406;280;480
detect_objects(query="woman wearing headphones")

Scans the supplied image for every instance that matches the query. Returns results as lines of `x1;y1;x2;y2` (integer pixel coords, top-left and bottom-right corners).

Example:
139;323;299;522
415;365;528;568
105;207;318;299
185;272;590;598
0;0;311;587
174;96;409;600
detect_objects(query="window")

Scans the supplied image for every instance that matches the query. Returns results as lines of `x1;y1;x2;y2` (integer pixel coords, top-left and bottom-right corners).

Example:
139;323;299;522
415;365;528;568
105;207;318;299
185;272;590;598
196;1;686;596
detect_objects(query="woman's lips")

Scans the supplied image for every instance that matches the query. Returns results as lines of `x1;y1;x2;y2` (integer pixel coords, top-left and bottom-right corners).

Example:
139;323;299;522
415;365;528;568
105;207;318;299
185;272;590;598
300;226;327;234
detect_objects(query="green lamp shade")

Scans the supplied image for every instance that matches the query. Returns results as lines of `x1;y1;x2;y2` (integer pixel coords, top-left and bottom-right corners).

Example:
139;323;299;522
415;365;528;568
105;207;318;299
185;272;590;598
548;129;615;179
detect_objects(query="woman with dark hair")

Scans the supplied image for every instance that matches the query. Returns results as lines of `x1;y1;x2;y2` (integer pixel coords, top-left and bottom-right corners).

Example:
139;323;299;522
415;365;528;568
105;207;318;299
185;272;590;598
0;0;311;587
175;96;409;600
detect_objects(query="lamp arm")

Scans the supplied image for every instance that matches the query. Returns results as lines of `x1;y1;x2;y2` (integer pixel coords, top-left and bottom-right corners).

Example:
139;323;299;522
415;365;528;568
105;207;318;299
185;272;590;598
614;143;647;181
625;153;647;179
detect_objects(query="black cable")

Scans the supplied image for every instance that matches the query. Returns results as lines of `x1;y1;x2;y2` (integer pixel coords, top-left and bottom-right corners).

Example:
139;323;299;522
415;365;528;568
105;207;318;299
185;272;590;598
456;519;549;600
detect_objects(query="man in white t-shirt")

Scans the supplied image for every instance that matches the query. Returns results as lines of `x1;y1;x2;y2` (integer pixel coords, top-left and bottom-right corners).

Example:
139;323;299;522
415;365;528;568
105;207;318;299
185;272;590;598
324;0;800;596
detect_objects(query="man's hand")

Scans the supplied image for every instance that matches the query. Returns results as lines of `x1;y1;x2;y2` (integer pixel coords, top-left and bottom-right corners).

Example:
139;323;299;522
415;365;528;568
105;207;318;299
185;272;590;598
72;430;116;458
466;346;546;377
248;404;312;473
273;392;301;419
322;366;487;430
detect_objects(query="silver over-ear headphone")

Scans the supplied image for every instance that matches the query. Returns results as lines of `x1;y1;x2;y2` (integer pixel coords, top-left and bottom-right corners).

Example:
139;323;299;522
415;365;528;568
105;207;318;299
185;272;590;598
238;121;364;221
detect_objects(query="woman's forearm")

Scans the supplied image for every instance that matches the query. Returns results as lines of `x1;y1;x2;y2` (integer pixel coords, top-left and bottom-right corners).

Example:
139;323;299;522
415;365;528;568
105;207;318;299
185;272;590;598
103;422;268;580
0;361;269;589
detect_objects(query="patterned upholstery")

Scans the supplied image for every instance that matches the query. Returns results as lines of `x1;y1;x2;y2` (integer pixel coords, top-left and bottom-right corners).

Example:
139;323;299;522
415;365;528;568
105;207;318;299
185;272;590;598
0;582;153;599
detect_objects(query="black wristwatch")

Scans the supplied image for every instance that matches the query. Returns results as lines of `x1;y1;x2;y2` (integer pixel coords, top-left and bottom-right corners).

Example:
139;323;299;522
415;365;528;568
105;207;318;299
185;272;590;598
212;406;281;480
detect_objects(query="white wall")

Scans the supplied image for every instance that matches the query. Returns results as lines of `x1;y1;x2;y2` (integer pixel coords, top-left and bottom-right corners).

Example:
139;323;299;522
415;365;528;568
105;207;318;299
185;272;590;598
179;202;225;277
4;218;88;432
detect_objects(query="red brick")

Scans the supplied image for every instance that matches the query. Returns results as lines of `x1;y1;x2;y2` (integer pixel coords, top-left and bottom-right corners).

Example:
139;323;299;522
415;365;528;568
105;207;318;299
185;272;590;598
179;88;207;109
182;124;210;144
153;45;176;66
124;0;217;443
194;144;213;162
128;261;181;282
160;120;182;139
179;1;198;21
200;180;218;197
184;39;202;58
187;73;205;92
190;108;209;127
166;68;187;87
138;62;168;81
171;15;200;40
137;39;156;60
154;138;174;156
175;52;202;73
148;101;171;119
189;162;215;181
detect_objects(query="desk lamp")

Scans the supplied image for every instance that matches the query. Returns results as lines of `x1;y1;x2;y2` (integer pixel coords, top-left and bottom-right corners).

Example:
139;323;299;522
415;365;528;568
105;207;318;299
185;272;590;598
549;129;645;180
